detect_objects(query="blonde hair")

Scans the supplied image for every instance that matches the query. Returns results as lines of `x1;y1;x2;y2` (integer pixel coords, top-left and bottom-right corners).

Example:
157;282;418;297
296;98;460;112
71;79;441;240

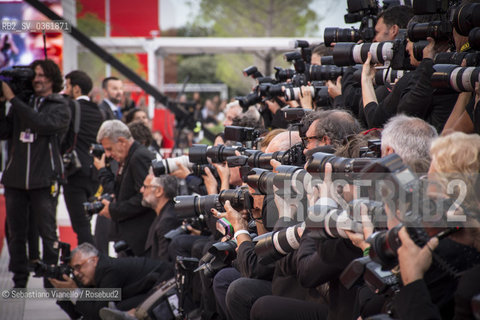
430;132;480;210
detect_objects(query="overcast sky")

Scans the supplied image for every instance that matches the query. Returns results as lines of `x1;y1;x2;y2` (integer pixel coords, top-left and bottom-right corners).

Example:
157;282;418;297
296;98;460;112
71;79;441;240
160;0;358;37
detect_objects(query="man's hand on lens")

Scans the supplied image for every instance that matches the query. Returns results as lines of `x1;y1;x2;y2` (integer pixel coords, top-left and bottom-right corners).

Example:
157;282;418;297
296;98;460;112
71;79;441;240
212;200;248;232
345;203;374;251
202;166;219;195
361;53;376;84
326;76;342;99
49;274;78;289
422;37;436;61
299;85;313;109
93;153;106;170
99;198;112;219
171;161;191;180
213;162;230;190
397;227;439;285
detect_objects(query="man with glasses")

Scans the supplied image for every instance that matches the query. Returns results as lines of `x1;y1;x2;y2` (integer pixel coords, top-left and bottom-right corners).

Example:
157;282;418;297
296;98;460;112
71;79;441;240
50;243;172;319
93;120;156;256
141;172;181;261
302;109;362;155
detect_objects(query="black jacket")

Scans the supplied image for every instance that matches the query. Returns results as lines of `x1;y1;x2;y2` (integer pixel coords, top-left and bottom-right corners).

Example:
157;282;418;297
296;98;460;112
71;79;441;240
98;99;115;120
75;254;173;320
395;264;480;320
364;59;458;132
98;141;156;256
317;238;363;320
144;200;181;261
62;98;104;180
0;94;71;189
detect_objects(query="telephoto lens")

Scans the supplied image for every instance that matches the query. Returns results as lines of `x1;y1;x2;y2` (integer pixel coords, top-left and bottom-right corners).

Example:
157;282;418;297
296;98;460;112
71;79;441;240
324;27;361;47
333;42;394;66
272;165;313;195
308;65;345;81
253;222;305;265
305;152;376;182
306;206;364;240
245;168;276;195
452;3;480;37
407;21;452;42
189;144;240;164
469;27;480;50
151;155;192;176
431;64;480;92
174;189;253;219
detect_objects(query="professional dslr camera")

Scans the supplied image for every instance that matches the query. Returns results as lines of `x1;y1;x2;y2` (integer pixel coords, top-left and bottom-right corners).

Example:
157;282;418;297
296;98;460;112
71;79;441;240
324;0;379;46
33;241;72;281
83;193;113;217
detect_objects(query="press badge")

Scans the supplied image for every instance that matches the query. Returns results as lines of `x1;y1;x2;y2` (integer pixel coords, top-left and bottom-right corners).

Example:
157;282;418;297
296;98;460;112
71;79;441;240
20;129;34;143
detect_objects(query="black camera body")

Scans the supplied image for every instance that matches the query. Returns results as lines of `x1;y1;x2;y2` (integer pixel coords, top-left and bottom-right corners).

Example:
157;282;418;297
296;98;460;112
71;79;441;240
89;144;105;159
196;240;238;278
340;256;400;295
33;241;72;280
0;66;34;99
83;193;113;217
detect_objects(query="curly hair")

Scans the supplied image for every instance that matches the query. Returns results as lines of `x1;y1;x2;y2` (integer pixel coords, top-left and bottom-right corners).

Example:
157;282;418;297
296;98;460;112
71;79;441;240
31;59;63;93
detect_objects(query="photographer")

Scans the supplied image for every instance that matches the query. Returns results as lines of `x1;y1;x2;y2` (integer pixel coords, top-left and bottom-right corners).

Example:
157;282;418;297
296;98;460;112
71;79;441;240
63;70;105;246
210;131;314;320
395;132;480;319
49;243;173;320
141;171;181;262
381;114;438;173
362;12;460;132
0;59;71;288
93;120;156;257
302;109;362;154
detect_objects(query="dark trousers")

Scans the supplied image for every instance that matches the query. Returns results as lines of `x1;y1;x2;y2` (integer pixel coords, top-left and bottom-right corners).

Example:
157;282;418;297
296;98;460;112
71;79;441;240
5;187;58;287
250;296;328;320
63;177;97;245
225;277;272;320
213;267;241;318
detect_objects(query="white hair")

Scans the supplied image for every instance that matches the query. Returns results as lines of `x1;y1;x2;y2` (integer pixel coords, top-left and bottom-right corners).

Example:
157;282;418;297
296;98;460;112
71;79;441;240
97;120;132;143
381;114;438;172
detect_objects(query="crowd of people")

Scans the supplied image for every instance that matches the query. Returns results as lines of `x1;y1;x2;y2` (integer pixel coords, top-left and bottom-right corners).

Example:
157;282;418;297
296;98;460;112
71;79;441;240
1;1;480;320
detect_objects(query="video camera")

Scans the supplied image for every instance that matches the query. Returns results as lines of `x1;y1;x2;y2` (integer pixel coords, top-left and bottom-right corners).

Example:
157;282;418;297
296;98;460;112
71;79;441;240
0;66;34;99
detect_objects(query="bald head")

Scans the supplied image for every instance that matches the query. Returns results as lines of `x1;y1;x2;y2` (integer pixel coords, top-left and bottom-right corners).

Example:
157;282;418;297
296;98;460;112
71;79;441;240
265;131;302;153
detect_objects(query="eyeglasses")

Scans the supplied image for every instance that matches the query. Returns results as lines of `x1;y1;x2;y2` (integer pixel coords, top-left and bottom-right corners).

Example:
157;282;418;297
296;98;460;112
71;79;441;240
142;184;158;189
72;257;94;273
302;136;321;145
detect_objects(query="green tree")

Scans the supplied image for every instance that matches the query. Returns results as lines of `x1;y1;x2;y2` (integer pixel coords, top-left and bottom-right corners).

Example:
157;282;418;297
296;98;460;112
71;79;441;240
185;0;329;96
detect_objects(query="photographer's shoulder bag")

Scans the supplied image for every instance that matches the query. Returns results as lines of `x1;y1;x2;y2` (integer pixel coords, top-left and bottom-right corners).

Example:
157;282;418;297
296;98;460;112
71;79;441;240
135;277;181;320
62;100;82;177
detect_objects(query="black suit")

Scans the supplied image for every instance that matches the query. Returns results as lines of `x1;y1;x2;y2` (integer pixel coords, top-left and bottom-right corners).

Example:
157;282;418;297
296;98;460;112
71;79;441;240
98;141;156;256
62;98;104;244
144;200;181;261
75;254;173;320
98;99;115;120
